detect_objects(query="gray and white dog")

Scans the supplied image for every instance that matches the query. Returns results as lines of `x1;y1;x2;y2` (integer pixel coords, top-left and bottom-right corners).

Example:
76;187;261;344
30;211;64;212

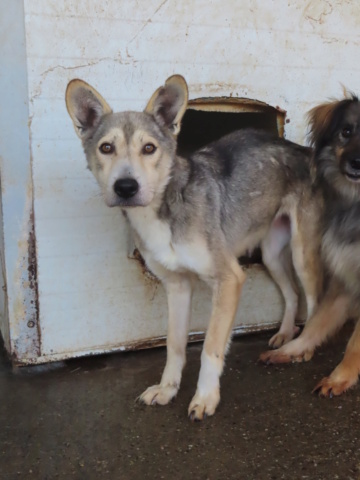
66;75;321;420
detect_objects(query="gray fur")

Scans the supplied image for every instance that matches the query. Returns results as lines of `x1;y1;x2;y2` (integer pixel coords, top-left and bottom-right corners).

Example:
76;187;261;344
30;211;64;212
323;204;360;302
157;129;311;257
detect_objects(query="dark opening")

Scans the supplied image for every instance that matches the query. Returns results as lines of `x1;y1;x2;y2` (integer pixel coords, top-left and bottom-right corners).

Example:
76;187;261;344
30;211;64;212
177;99;285;265
177;109;279;156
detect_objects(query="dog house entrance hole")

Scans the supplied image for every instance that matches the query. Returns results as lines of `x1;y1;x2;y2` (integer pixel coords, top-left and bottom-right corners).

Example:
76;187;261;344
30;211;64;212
177;97;285;156
177;97;286;265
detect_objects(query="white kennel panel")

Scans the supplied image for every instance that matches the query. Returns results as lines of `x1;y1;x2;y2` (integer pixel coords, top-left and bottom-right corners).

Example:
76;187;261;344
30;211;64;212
1;0;359;363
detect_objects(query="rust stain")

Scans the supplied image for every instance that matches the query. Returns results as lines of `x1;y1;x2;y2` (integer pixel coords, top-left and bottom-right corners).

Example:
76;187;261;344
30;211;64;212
27;211;37;292
303;0;333;26
132;248;160;284
27;210;40;330
11;205;41;362
130;248;161;302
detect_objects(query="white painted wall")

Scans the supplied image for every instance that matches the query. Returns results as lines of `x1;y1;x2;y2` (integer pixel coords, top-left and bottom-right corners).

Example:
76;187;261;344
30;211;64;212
1;0;359;363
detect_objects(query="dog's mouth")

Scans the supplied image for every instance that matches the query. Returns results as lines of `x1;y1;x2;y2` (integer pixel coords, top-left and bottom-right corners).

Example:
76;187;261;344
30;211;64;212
343;159;360;182
105;195;150;209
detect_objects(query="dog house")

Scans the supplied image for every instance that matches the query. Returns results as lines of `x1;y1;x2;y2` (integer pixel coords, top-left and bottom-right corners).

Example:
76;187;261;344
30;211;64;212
0;0;358;364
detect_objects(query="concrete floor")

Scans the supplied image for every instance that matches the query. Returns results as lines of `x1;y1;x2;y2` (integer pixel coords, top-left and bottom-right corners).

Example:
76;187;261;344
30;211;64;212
1;327;360;480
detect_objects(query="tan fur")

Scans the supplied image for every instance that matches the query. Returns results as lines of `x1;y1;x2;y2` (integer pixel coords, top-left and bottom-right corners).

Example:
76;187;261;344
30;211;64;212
291;191;324;317
264;190;324;348
260;287;350;364
188;258;246;419
314;319;360;396
307;100;340;147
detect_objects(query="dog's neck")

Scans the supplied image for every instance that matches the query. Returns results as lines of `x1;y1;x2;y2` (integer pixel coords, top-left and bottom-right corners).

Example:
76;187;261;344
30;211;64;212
158;154;194;216
321;179;360;208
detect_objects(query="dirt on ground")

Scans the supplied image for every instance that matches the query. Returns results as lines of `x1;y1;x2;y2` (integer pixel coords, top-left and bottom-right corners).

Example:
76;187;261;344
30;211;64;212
1;326;359;480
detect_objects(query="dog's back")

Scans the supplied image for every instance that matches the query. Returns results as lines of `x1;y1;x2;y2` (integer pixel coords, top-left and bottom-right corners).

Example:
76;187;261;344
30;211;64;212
159;128;312;258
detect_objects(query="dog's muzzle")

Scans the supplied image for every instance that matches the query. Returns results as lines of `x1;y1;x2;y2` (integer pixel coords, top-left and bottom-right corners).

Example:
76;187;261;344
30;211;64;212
113;178;139;199
344;157;360;181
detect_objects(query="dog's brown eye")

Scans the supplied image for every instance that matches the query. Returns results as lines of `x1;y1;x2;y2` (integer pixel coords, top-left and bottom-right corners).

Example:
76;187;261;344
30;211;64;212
99;143;114;154
341;127;352;138
143;143;157;155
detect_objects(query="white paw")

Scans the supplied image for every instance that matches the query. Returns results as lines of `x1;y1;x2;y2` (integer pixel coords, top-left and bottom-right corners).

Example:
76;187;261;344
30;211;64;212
188;388;220;421
138;384;178;406
269;326;300;348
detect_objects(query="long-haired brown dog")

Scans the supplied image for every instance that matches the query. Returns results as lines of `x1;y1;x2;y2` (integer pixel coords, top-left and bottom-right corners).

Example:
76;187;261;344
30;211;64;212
260;94;360;396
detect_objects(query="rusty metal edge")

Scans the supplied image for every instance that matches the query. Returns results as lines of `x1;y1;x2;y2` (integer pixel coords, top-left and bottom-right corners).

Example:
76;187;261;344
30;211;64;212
0;175;10;351
12;320;305;366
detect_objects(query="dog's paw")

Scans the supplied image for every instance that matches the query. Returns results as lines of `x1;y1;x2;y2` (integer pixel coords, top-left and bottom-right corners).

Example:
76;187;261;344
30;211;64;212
313;369;359;398
259;338;314;364
138;384;178;406
268;326;300;349
188;389;220;421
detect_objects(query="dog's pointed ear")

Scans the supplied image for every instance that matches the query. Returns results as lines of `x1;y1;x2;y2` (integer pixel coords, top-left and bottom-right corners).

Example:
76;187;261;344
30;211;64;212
145;75;188;136
65;79;112;138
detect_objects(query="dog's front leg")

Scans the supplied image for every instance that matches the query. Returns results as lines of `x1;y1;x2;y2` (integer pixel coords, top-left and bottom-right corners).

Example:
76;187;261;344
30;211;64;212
260;290;350;365
314;318;360;397
139;274;192;406
188;260;246;421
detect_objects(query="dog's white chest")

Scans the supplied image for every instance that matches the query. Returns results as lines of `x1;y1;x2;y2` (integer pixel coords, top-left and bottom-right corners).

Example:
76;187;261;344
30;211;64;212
127;208;213;275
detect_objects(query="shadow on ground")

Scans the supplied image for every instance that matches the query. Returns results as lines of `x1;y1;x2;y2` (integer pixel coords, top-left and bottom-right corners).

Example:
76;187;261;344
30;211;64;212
1;326;359;480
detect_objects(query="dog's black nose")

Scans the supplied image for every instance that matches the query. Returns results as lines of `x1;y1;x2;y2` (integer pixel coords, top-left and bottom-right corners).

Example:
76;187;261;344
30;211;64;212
113;178;139;199
349;158;360;171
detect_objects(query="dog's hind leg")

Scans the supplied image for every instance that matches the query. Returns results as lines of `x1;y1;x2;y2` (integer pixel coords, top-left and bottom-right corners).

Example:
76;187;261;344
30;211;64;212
262;216;300;348
290;204;323;322
139;273;192;406
314;318;360;397
188;258;246;421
